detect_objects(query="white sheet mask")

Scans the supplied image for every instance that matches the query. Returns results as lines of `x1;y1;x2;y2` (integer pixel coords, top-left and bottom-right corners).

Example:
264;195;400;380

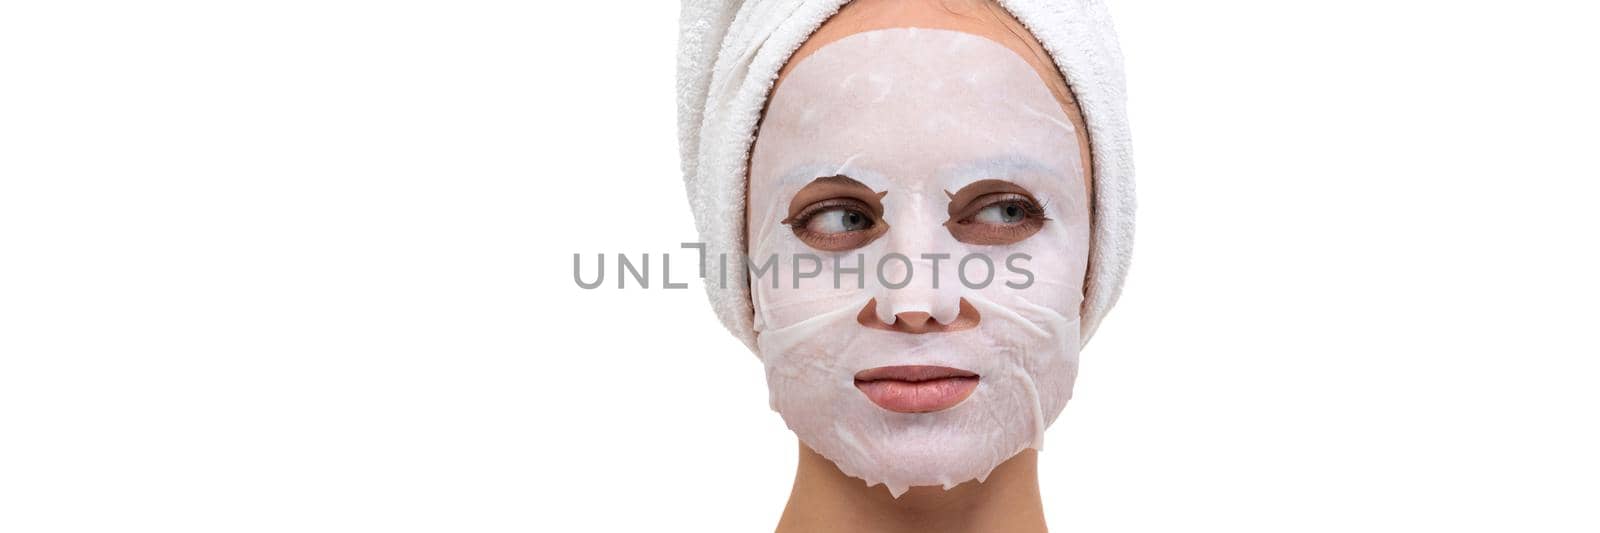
747;28;1090;497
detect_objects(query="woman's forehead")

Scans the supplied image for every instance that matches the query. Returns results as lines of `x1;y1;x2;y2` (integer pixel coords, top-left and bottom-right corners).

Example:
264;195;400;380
753;29;1081;196
773;0;1079;114
758;0;1093;200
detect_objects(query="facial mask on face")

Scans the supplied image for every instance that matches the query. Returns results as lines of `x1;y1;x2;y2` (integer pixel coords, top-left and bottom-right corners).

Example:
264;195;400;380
747;28;1091;497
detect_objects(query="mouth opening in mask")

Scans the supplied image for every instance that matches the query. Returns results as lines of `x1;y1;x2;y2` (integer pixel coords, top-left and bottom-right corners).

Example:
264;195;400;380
854;365;981;413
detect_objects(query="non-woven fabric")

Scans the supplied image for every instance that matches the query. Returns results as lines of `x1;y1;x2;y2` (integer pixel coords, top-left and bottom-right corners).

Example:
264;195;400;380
748;28;1090;496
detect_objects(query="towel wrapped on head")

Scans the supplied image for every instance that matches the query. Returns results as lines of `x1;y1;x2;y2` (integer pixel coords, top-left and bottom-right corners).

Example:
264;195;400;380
677;0;1135;351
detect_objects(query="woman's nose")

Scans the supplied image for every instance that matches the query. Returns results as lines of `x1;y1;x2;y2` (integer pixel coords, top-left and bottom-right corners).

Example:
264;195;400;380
856;298;980;333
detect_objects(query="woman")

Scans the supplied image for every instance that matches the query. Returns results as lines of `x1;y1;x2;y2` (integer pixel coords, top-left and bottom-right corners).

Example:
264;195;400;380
678;1;1134;530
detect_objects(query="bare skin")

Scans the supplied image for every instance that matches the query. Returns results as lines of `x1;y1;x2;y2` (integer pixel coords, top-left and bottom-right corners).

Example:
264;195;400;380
778;444;1047;533
764;1;1093;532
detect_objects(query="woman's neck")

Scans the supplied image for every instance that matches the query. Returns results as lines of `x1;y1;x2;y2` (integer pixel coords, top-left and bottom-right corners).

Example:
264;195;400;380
775;442;1048;533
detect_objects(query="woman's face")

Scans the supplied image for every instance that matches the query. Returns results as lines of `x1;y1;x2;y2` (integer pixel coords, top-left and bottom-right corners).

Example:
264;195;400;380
746;27;1092;496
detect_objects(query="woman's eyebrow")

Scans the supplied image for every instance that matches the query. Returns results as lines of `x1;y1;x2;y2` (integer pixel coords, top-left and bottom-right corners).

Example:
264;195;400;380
784;175;887;223
943;179;1039;219
811;174;871;190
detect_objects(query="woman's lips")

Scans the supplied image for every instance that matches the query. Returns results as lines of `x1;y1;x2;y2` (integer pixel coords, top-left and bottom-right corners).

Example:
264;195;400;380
853;365;979;413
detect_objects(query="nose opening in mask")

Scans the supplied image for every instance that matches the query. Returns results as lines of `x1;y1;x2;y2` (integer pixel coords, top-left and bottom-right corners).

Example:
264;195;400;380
857;297;980;333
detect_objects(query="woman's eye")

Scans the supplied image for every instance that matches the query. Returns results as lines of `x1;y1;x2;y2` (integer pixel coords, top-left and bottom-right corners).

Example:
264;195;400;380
785;199;887;252
805;208;874;234
946;193;1048;245
781;176;889;252
972;202;1029;225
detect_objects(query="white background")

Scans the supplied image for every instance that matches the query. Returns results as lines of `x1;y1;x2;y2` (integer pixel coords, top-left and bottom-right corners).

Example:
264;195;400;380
3;1;1597;531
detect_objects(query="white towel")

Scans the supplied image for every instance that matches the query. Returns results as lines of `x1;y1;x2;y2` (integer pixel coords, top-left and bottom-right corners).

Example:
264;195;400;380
677;0;1134;351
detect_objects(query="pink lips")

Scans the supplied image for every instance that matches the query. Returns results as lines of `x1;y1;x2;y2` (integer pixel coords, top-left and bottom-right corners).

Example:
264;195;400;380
853;365;980;413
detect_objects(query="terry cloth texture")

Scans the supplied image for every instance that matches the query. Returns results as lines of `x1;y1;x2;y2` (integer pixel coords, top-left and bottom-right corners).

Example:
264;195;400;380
678;0;1134;351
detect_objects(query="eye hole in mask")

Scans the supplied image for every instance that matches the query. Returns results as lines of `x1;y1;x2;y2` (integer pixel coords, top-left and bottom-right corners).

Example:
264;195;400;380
944;179;1050;245
782;174;890;251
